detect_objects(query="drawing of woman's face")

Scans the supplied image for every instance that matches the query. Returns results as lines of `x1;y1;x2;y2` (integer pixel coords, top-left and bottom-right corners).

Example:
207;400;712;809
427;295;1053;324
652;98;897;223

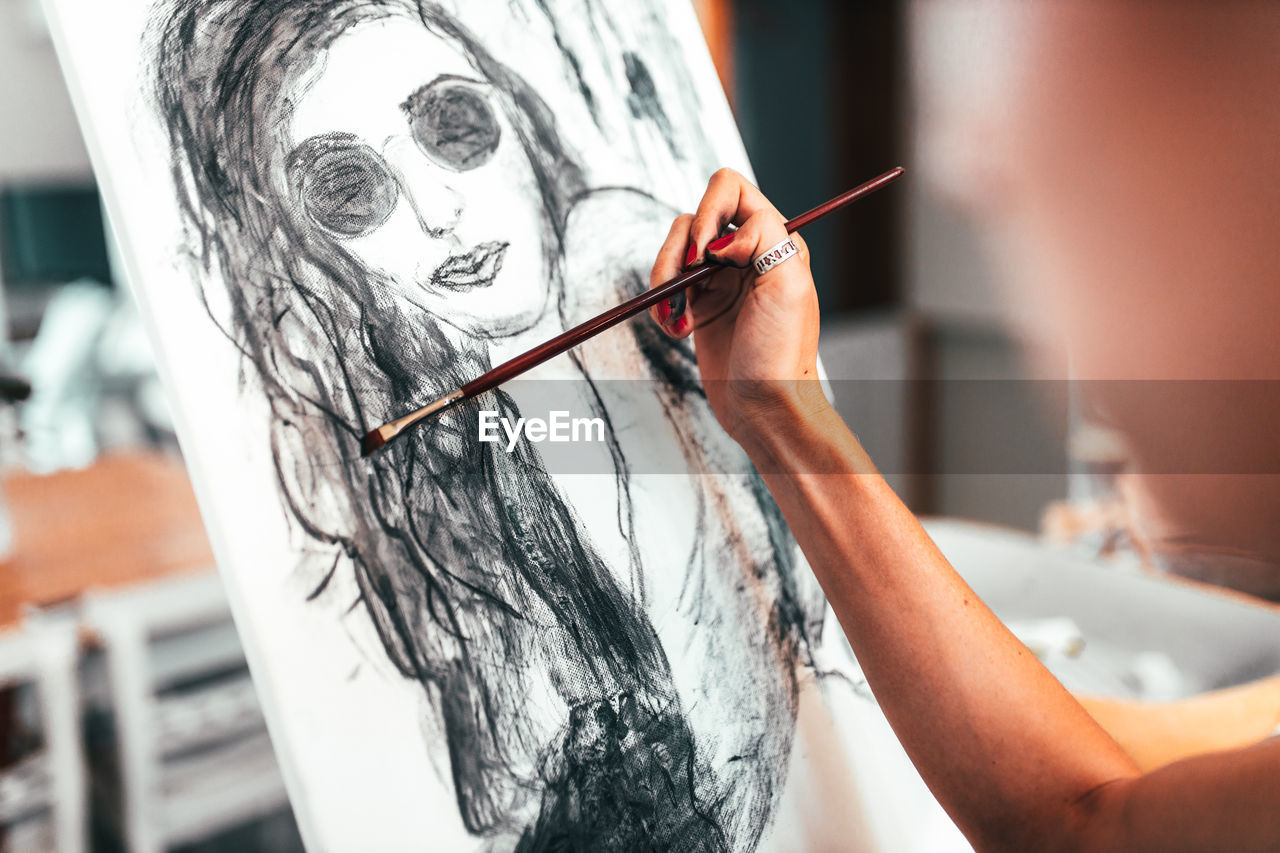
287;14;551;338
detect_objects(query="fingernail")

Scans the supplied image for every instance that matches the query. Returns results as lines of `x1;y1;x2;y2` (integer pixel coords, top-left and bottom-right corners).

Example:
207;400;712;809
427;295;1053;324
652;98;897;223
672;312;693;336
683;241;697;269
707;233;736;253
664;290;686;323
655;299;672;325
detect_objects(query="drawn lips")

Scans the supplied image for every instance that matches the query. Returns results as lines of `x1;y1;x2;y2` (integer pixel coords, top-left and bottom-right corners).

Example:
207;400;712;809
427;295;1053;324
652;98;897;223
430;241;509;291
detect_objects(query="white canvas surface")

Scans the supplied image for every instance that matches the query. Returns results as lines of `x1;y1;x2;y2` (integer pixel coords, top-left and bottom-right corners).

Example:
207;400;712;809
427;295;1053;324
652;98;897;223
42;1;954;849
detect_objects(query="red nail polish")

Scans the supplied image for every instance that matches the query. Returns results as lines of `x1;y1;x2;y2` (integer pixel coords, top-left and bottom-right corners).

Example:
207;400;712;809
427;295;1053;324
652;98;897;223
707;233;736;253
665;290;687;321
683;241;697;268
655;300;671;325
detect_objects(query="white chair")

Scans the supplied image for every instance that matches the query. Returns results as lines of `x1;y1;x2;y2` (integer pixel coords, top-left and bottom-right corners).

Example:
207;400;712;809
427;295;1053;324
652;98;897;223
0;615;86;853
81;571;289;853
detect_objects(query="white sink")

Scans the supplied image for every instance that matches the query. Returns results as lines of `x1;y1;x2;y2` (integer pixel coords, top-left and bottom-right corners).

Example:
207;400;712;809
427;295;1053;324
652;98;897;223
923;518;1280;699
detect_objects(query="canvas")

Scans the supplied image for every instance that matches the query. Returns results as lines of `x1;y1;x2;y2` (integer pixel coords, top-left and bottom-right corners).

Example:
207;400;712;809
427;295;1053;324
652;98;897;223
43;1;909;849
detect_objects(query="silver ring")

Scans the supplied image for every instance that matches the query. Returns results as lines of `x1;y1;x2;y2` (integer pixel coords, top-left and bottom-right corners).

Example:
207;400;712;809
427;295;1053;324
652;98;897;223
752;238;798;276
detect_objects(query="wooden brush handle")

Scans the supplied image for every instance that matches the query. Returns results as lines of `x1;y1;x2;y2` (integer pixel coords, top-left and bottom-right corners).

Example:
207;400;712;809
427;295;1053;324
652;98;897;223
463;167;904;399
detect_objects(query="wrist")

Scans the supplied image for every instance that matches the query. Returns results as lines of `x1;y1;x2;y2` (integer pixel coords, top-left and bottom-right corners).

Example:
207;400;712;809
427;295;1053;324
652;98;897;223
733;383;844;470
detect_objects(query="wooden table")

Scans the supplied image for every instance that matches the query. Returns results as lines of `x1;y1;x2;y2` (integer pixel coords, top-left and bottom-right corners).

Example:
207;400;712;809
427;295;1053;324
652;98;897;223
0;451;215;629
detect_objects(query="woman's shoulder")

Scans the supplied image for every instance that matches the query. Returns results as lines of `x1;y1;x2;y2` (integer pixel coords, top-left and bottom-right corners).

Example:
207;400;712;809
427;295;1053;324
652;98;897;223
558;186;683;318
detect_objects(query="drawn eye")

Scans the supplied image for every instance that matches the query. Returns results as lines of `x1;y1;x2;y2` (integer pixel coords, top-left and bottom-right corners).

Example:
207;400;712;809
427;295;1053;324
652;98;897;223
401;79;501;172
288;133;399;238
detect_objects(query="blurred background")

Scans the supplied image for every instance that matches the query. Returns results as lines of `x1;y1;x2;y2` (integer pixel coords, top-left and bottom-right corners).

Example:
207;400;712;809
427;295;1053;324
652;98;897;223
2;0;1276;851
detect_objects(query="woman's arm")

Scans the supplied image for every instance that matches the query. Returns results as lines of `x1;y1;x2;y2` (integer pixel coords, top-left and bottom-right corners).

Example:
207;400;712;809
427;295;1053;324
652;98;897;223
1079;675;1280;772
742;398;1280;851
743;400;1139;851
648;169;1280;852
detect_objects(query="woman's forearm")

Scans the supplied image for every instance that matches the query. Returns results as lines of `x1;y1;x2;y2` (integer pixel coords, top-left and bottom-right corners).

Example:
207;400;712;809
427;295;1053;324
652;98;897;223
654;167;1278;851
740;398;1140;851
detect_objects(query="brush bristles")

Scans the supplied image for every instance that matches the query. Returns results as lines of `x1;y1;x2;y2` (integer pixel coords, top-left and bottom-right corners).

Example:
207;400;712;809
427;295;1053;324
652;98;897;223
359;389;464;457
360;428;390;457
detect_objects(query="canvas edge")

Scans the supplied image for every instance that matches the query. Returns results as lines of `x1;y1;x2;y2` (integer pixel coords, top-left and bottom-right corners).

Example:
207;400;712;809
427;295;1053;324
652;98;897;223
37;0;325;848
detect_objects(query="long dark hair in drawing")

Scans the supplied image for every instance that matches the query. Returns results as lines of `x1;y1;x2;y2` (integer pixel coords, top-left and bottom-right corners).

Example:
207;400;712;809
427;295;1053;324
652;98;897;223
149;0;820;849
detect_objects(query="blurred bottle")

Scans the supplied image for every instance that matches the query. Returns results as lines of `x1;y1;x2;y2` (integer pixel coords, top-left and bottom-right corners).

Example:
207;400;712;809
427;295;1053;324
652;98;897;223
1042;422;1132;559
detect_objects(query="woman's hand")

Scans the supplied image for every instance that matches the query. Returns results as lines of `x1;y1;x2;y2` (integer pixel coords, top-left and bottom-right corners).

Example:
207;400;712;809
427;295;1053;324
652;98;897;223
648;169;830;444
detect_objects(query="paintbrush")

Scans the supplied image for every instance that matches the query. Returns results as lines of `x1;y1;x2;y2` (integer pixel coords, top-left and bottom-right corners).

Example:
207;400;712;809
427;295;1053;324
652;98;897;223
361;166;904;456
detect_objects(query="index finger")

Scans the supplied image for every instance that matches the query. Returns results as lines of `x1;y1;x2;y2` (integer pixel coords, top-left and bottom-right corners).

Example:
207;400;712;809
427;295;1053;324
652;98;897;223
688;168;781;265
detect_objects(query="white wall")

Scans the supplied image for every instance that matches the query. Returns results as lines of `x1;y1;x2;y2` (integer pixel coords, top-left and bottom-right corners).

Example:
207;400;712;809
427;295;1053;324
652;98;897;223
0;0;92;182
903;0;1068;529
905;0;1026;335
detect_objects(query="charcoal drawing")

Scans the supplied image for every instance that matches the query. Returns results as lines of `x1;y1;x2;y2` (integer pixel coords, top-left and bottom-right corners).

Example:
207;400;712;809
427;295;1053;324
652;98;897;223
148;0;826;848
